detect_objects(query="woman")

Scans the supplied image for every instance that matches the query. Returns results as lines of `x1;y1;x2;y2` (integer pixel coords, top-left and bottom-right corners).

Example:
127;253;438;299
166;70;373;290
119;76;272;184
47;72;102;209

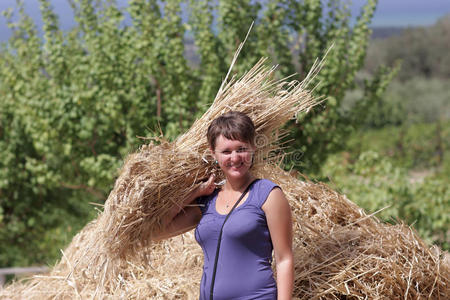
155;111;294;300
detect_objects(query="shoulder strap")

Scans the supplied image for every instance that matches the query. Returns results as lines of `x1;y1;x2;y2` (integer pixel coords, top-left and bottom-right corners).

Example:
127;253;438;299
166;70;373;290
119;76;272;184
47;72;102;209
209;179;258;300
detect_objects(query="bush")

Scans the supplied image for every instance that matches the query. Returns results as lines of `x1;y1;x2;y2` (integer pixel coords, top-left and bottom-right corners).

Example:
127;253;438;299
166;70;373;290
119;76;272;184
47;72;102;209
345;121;449;170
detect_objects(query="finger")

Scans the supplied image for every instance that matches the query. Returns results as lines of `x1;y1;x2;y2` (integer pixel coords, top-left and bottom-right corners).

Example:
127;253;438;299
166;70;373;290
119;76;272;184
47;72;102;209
201;174;213;187
200;179;211;190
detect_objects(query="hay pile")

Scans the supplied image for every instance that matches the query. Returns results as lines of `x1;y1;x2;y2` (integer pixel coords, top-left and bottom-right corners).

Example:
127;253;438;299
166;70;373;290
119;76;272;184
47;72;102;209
1;49;449;299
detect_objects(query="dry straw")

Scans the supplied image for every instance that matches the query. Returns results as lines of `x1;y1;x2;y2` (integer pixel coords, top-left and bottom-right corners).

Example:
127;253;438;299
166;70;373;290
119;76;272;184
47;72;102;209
1;40;448;299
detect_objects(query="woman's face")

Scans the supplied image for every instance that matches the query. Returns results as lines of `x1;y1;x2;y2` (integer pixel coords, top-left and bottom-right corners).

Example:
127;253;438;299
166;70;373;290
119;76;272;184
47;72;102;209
212;135;255;180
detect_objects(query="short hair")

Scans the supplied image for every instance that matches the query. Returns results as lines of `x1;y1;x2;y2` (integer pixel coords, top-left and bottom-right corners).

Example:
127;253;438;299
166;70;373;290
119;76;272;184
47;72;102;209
207;111;255;150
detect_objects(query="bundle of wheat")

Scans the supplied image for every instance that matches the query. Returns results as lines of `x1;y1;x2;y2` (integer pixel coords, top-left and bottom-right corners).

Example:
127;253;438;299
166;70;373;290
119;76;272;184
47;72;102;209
100;48;324;254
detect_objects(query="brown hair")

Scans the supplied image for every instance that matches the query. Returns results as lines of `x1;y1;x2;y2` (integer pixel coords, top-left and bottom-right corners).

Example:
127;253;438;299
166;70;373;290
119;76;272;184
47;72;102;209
207;111;255;150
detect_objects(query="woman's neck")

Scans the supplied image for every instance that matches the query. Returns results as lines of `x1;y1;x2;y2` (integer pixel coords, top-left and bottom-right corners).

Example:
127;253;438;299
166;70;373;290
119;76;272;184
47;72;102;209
223;173;255;192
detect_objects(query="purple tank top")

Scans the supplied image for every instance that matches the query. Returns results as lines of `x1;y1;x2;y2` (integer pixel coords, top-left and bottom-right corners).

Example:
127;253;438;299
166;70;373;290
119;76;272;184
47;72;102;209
195;179;278;300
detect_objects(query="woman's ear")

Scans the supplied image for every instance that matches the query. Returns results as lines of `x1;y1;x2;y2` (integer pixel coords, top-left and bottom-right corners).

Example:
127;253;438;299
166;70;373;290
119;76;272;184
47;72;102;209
209;148;216;161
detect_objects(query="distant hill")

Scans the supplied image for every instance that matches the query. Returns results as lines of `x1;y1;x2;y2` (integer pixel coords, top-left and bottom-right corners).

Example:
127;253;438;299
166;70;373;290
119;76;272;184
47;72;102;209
370;26;405;39
364;15;450;79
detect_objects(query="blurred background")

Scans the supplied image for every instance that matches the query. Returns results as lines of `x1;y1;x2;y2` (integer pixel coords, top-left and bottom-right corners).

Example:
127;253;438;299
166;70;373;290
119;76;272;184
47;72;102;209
0;0;448;284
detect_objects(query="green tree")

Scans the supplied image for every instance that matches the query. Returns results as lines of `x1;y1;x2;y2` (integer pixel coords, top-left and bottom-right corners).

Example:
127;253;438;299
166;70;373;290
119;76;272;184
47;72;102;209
0;0;393;267
284;0;398;171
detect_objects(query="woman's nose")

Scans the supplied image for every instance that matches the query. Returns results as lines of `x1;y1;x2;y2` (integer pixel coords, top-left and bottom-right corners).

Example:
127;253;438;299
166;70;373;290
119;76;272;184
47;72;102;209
231;150;239;161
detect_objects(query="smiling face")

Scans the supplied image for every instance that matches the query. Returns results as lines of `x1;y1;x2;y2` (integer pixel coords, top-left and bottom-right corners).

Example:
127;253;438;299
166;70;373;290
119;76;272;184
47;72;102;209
212;135;255;181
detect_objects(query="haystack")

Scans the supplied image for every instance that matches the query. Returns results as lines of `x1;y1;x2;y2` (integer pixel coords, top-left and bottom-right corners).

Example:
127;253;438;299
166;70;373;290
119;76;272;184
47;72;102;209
1;45;448;299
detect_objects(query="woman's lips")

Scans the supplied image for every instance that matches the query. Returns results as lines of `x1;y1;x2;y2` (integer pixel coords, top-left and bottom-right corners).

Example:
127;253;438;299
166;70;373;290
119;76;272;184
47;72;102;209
228;163;243;170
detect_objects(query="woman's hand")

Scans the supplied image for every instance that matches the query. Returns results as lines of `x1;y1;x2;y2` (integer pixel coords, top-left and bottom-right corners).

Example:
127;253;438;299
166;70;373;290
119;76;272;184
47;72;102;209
195;174;216;198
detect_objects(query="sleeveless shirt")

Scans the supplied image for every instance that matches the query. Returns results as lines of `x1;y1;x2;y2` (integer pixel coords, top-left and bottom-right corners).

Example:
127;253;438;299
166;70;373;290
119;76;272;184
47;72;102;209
195;179;279;300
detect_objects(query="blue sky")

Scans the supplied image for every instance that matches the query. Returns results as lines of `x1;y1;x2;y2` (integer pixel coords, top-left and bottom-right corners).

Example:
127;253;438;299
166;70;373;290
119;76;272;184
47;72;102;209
1;0;450;41
351;0;450;27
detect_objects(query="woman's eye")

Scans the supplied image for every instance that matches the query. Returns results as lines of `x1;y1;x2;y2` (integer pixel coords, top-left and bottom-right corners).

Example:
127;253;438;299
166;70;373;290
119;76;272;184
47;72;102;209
220;148;248;154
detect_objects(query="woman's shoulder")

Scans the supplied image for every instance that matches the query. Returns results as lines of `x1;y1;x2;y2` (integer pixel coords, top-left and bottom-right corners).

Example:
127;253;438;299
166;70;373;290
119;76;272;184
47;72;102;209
251;178;280;208
254;178;279;190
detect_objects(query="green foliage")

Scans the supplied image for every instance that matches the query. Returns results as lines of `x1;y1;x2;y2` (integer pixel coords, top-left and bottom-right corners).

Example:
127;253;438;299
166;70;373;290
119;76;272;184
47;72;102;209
346;121;450;170
0;0;389;267
0;0;163;267
347;63;401;128
383;77;450;124
321;150;449;250
348;16;450;132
